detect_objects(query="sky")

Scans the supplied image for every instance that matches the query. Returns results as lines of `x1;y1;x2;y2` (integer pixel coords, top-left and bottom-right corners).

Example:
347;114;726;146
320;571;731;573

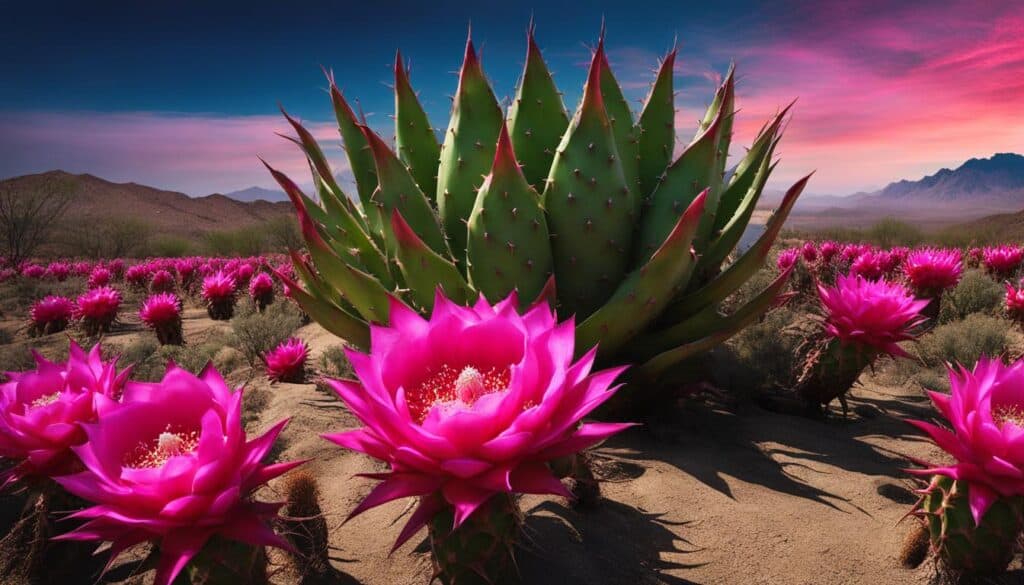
1;0;1022;196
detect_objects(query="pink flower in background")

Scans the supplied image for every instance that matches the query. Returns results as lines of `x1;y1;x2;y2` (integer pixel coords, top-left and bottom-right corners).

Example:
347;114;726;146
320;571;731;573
29;295;75;335
903;248;963;297
54;364;302;585
263;337;309;383
22;264;45;279
908;357;1024;525
777;248;800;271
818;241;840;264
1005;283;1024;323
87;267;112;289
0;343;127;487
149;269;176;293
983;246;1024;278
75;286;122;335
801;242;819;264
818;275;928;357
139;293;182;330
324;293;631;549
201;271;237;303
125;264;152;289
72;261;93;277
45;261;71;281
850;252;884;280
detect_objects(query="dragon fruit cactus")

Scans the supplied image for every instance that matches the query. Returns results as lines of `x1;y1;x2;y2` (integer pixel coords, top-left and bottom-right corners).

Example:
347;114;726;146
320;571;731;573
149;268;176;293
75;286;122;336
87;266;112;289
262;337;308;383
902;247;962;324
139;292;184;345
264;25;806;416
28;295;75;336
249;271;275;312
324;292;631;583
982;245;1024;279
905;358;1024;577
201;270;237;320
797;275;927;415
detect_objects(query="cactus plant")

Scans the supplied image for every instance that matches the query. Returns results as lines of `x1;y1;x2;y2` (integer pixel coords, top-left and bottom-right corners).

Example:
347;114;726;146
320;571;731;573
266;25;808;413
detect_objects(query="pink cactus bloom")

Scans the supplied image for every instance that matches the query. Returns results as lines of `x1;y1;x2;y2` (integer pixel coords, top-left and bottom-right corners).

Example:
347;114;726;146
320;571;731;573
249;272;274;299
0;343;128;487
29;295;76;333
88;267;112;289
1006;283;1024;323
46;262;71;281
818;241;839;264
54;364;302;585
324;293;631;550
139;293;182;329
22;264;45;279
818;275;928;357
800;242;818;264
149;269;176;293
201;270;237;303
850;252;885;280
75;286;122;327
125;264;151;289
908;357;1024;526
263;337;309;384
903;248;963;297
983;245;1024;278
234;263;255;284
777;248;800;271
107;259;125;278
72;261;93;277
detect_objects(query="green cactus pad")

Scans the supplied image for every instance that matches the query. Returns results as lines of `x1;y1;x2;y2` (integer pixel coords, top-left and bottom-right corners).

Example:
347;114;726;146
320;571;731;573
507;23;569;192
273;264;370;349
467;123;553;305
327;76;381;233
576;190;706;358
394;51;442;201
437;34;504;267
392;210;475;311
361;125;450;259
598;42;640;198
542;40;636;318
636;48;676;201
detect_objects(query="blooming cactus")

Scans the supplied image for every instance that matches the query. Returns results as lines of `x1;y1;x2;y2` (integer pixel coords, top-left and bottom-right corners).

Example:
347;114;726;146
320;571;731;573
1006;283;1024;325
903;248;963;298
139;292;184;346
149;268;176;293
263;337;308;384
798;276;927;414
907;358;1024;576
982;245;1024;279
54;363;302;585
29;295;75;336
249;272;275;312
75;286;122;336
325;292;630;582
201;270;237;320
87;267;112;289
0;343;128;487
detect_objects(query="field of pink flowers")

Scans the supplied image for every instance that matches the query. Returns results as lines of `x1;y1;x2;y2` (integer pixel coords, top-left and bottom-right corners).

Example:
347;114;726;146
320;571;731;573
1;242;1024;584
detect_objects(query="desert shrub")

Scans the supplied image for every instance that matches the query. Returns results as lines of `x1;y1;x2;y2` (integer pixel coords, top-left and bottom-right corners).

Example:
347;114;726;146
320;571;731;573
130;341;225;382
230;301;303;364
938;270;1004;324
264;216;303;252
57;218;151;258
318;344;354;378
714;307;804;397
914;313;1011;370
204;226;268;257
0;344;35;374
146;236;194;258
242;386;271;428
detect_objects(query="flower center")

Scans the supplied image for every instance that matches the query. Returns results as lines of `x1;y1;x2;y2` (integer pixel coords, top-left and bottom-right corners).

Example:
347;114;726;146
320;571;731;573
29;392;61;409
124;426;200;469
406;364;511;424
993;404;1024;429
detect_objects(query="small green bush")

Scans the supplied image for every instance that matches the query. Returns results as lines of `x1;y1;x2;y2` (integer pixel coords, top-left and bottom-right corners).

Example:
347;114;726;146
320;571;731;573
204;226;268;257
318;344;354;378
938;270;1004;324
147;236;194;258
893;313;1013;393
230;301;303;364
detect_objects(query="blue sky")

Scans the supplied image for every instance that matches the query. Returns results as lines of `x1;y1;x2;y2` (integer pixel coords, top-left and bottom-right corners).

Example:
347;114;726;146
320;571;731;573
2;0;1022;195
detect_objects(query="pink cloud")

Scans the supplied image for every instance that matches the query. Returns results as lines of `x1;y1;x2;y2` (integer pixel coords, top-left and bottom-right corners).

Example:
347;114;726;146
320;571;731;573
0;111;347;195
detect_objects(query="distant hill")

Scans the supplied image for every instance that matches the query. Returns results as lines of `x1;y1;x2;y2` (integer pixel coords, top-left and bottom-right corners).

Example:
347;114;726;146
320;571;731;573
225;186;287;203
786;153;1024;229
0;171;293;239
874;152;1024;202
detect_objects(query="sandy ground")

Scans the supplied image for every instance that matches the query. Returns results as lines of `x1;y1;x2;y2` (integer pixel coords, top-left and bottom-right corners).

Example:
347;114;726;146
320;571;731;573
3;311;1022;584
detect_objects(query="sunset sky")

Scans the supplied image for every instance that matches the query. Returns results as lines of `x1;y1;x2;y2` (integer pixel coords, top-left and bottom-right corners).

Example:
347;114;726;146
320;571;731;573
1;0;1021;196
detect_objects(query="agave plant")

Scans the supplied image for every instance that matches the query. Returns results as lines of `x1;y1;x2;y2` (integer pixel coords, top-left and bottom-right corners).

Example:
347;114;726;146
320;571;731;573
265;26;808;414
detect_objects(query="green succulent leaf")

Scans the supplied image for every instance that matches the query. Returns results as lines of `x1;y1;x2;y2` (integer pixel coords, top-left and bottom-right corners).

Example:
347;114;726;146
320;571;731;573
636;48;676;201
394;51;442;200
391;210;475;311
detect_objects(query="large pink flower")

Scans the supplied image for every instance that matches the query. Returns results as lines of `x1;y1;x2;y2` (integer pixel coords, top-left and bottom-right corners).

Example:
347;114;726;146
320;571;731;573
263;337;308;384
903;248;963;297
54;364;302;585
983;245;1024;278
324;293;631;549
908;357;1024;525
0;343;127;486
818;275;928;357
